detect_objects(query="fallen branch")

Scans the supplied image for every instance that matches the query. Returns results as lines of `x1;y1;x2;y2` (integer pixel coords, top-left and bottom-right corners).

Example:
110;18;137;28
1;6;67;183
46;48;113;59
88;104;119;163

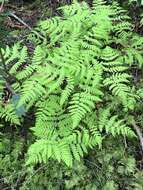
9;12;45;41
0;0;4;12
132;122;143;152
0;48;8;73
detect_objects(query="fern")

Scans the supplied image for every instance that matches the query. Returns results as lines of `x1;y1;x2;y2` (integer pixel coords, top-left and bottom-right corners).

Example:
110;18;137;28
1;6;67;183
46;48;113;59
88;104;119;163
26;128;102;167
60;77;74;106
103;73;136;110
0;104;20;125
1;0;142;167
69;92;98;128
101;46;128;72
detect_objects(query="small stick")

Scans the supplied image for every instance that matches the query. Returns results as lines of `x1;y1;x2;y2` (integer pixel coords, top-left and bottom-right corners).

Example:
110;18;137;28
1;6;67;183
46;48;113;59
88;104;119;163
0;48;7;73
9;12;45;41
9;12;33;31
0;0;4;12
132;122;143;152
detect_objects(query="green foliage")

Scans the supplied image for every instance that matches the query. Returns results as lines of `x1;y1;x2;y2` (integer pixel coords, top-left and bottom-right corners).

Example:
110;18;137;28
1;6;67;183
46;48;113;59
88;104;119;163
0;136;142;190
0;0;143;168
0;2;143;190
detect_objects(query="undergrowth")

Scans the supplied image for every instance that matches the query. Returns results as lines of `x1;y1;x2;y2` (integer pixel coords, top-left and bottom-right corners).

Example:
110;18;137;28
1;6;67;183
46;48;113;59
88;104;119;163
0;0;143;189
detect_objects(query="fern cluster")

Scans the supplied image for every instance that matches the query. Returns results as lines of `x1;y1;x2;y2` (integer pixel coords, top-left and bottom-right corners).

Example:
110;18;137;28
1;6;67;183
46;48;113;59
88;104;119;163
0;0;143;167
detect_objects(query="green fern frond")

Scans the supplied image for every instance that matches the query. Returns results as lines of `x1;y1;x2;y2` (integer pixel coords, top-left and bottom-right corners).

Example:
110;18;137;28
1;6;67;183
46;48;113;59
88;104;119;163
90;108;135;137
101;46;119;61
100;47;128;72
37;17;61;36
69;92;101;128
9;46;28;75
18;76;47;107
0;104;20;125
98;107;111;132
103;73;137;110
92;0;106;7
113;22;133;34
60;77;74;106
3;44;20;66
26;129;102;167
16;46;45;80
104;115;135;137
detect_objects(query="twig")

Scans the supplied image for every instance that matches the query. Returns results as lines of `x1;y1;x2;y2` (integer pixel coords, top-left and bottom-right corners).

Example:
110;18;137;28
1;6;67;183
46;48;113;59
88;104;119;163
9;12;45;41
9;12;33;30
22;164;48;187
0;0;4;12
132;122;143;152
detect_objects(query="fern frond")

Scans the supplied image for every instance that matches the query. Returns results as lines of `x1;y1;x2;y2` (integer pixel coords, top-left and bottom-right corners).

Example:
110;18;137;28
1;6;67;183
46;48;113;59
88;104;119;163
26;129;102;167
100;47;128;72
60;77;74;106
18;76;47;107
9;46;28;75
69;92;101;128
101;46;119;61
0;104;20;125
90;108;135;137
16;46;45;80
3;44;20;66
92;0;105;7
103;73;136;110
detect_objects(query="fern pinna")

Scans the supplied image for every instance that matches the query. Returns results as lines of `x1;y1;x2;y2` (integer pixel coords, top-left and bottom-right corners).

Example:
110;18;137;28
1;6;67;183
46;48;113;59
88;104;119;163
0;0;142;167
